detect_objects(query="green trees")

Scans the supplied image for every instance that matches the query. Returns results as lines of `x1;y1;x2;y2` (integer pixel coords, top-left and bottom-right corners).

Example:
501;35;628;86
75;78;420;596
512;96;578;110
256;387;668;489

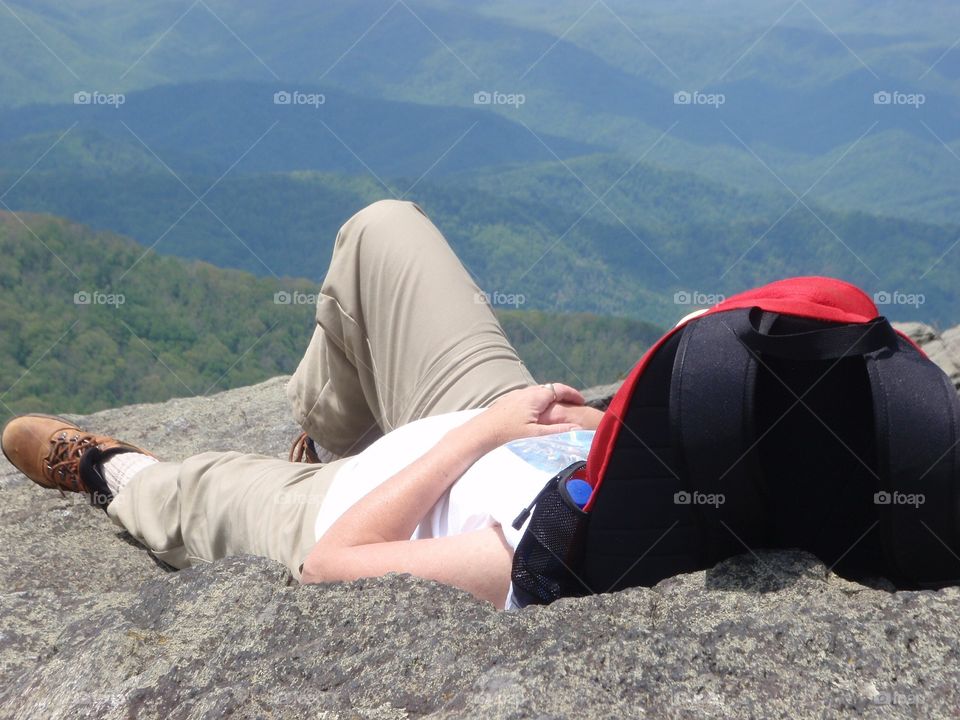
0;213;661;425
3;153;958;326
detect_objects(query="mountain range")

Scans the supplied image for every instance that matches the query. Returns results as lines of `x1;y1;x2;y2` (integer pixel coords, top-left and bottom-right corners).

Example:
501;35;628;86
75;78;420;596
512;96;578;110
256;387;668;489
0;81;957;325
1;0;958;416
2;0;958;222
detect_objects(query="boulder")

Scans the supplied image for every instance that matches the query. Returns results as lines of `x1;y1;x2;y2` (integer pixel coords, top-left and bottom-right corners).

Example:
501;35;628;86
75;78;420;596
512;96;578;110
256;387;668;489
4;550;959;718
893;321;960;388
4;325;960;718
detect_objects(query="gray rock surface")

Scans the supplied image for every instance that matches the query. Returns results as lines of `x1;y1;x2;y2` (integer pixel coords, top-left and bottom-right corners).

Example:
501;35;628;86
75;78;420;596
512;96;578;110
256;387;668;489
893;321;960;388
582;381;622;409
3;326;960;719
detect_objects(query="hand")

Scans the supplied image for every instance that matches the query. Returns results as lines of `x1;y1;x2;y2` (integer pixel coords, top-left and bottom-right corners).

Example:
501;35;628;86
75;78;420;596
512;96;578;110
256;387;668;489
467;383;586;450
542;402;604;431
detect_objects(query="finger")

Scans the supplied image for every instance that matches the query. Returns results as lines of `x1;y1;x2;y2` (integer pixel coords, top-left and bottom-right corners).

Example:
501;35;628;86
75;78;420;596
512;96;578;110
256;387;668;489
530;384;558;410
540;404;589;426
537;404;563;425
550;383;585;406
530;422;583;436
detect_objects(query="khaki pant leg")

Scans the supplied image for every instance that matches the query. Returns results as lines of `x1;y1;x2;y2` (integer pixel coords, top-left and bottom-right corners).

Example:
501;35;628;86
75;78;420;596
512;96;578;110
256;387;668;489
109;200;536;578
287;199;535;457
106;452;352;580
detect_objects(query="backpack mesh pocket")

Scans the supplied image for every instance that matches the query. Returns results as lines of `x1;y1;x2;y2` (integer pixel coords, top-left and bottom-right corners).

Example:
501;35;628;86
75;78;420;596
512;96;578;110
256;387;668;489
510;461;591;606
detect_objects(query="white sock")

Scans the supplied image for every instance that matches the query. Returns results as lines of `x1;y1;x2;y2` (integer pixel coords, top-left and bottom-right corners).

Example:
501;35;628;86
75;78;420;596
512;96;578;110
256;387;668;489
101;452;159;497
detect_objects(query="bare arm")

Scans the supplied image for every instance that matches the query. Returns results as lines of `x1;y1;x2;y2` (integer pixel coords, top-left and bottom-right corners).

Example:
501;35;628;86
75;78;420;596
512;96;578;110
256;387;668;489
301;383;596;607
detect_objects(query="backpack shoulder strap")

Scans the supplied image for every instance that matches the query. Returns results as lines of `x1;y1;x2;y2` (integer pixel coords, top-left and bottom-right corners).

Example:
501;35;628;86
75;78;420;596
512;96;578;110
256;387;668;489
867;337;960;587
672;307;771;564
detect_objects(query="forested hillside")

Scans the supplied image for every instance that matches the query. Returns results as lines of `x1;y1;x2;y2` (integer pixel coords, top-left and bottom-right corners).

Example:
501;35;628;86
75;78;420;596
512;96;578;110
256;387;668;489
2;147;958;325
0;213;662;424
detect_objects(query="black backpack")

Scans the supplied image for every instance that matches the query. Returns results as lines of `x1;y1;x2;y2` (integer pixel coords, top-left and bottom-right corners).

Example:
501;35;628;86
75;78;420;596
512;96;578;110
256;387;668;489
511;277;960;606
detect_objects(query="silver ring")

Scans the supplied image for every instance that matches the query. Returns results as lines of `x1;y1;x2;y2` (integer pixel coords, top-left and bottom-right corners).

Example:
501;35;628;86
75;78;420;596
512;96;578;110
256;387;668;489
542;382;557;401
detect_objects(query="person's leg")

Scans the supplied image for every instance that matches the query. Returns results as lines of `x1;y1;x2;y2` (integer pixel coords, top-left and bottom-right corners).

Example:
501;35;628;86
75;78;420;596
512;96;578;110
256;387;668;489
10;201;534;579
287;199;536;457
106;452;354;580
1;414;346;579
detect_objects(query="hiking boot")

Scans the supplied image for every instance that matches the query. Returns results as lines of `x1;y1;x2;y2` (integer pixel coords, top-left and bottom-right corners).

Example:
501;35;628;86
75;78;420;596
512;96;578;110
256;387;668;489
289;431;340;464
1;414;154;509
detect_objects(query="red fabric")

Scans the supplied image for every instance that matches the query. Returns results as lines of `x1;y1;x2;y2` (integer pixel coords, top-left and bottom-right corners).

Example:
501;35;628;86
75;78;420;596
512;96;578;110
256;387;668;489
584;276;920;508
584;325;684;510
702;276;879;323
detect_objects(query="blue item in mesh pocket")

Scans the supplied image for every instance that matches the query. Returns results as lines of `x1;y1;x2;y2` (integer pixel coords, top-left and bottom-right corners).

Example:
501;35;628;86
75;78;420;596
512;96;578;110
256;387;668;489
503;431;594;474
565;478;593;508
510;461;591;606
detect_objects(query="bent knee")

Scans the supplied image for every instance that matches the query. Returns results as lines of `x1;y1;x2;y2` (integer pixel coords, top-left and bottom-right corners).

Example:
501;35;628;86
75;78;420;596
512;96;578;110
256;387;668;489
336;199;428;247
360;198;422;217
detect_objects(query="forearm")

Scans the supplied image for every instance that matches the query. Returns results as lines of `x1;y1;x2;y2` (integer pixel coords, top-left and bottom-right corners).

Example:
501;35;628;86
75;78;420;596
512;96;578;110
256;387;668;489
312;422;492;551
301;384;588;590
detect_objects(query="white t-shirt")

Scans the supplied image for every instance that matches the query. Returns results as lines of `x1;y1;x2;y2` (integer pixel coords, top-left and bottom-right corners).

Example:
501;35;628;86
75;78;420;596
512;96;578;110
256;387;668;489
313;409;595;608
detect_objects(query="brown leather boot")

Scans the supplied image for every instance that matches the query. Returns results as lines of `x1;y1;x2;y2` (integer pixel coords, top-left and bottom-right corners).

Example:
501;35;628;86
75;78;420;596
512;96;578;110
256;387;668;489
289;431;320;463
1;414;155;509
288;431;340;464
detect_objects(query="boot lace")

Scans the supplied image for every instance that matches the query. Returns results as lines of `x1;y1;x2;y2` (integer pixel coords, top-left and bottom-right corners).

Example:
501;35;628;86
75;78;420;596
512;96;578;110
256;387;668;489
45;431;96;493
